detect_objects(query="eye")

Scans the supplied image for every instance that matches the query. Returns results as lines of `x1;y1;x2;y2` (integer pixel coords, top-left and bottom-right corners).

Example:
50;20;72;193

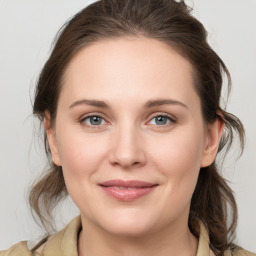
81;115;107;126
148;115;176;126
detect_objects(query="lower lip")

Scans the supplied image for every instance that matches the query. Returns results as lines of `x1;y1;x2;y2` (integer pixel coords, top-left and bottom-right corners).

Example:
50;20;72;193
100;186;157;202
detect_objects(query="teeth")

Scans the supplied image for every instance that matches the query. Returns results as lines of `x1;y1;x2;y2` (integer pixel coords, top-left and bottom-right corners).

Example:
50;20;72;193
112;186;138;190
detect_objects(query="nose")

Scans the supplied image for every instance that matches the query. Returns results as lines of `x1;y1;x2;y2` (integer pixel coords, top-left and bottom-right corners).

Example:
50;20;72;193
108;124;146;169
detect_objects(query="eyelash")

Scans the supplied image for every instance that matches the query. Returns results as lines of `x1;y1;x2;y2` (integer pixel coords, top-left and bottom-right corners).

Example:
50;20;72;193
147;113;177;127
80;113;109;128
79;113;177;128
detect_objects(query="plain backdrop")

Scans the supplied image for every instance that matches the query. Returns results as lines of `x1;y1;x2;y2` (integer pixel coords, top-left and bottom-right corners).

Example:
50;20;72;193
0;0;255;252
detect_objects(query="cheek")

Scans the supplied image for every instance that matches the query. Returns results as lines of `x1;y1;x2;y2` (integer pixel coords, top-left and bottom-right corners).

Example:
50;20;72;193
149;127;205;199
150;127;205;170
56;129;109;181
55;130;111;211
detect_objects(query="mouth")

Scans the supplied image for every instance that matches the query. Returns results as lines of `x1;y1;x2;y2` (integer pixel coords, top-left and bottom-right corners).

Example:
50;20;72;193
99;179;158;202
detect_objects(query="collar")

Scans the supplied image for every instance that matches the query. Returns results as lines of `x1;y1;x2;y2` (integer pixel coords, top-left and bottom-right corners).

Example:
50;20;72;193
42;216;213;256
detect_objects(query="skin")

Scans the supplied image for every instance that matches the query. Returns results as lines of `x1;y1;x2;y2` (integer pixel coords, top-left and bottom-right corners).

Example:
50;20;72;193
45;37;223;256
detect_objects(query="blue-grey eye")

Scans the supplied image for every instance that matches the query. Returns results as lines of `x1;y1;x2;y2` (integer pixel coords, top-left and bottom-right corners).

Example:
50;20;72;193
83;116;106;126
149;115;172;125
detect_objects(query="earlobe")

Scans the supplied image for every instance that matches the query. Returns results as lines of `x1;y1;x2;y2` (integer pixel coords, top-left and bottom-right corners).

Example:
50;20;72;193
200;115;225;168
44;111;62;166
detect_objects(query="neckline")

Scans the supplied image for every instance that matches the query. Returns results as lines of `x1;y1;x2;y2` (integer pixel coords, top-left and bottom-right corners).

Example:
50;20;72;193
36;215;213;256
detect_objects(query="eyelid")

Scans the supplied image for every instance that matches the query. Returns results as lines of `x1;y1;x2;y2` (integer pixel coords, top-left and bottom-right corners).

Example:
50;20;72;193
79;112;110;127
78;111;177;127
145;112;177;125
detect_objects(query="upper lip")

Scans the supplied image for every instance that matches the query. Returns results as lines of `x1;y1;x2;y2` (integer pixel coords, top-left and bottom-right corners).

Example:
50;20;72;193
99;179;158;188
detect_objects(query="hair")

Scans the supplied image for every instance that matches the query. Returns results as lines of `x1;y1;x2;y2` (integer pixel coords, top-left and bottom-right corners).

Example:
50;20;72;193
30;0;245;255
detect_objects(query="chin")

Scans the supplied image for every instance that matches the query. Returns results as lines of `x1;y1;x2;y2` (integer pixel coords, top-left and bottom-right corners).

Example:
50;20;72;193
94;208;160;237
104;221;153;237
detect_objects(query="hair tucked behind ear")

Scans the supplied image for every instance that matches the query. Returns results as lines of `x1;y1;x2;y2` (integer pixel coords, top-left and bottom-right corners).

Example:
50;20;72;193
30;0;245;254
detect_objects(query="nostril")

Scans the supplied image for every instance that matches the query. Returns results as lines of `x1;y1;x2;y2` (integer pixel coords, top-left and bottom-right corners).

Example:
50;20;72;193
108;139;146;168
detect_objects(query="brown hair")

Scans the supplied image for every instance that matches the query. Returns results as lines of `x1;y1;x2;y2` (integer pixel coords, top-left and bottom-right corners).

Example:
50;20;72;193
30;0;245;255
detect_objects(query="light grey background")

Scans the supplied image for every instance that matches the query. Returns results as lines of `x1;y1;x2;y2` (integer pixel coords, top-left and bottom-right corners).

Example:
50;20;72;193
0;0;255;252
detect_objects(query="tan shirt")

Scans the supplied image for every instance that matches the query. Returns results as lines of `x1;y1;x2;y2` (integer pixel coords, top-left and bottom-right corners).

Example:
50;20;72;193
0;216;255;256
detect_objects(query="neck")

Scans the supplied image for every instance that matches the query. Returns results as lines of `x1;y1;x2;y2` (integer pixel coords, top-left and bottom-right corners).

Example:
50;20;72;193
78;217;198;256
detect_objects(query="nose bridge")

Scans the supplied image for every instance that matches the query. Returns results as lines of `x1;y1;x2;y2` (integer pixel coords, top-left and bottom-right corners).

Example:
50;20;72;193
109;119;146;168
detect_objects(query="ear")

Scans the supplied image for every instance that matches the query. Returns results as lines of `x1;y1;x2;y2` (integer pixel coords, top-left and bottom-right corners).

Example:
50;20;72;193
44;111;61;166
200;114;225;168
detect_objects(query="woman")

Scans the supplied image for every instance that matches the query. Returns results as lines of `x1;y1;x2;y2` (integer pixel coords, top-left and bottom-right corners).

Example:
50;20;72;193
0;0;255;255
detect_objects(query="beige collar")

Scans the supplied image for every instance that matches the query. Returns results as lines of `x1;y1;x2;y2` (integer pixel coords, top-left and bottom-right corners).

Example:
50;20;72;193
41;216;214;256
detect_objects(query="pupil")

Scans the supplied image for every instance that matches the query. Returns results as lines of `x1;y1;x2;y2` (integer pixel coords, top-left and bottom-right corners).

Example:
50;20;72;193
156;116;167;125
91;116;102;125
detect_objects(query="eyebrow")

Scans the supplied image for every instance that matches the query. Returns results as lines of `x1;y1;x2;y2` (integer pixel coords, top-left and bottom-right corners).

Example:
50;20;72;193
144;99;188;109
69;98;188;109
69;99;109;109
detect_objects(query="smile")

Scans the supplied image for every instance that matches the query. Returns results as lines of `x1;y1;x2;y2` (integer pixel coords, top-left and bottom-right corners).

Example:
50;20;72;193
99;180;158;202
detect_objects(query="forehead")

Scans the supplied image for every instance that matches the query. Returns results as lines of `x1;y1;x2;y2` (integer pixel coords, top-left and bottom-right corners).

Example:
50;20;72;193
60;37;198;107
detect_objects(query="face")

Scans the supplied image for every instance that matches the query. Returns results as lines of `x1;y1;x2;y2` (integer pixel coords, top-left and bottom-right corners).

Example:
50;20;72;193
46;37;222;237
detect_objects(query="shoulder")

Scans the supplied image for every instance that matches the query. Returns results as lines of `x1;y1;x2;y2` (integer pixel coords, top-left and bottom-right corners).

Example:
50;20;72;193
0;241;32;256
232;248;256;256
0;215;81;256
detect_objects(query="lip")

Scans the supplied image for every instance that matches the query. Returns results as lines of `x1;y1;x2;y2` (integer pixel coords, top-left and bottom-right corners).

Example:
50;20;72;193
99;179;158;202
